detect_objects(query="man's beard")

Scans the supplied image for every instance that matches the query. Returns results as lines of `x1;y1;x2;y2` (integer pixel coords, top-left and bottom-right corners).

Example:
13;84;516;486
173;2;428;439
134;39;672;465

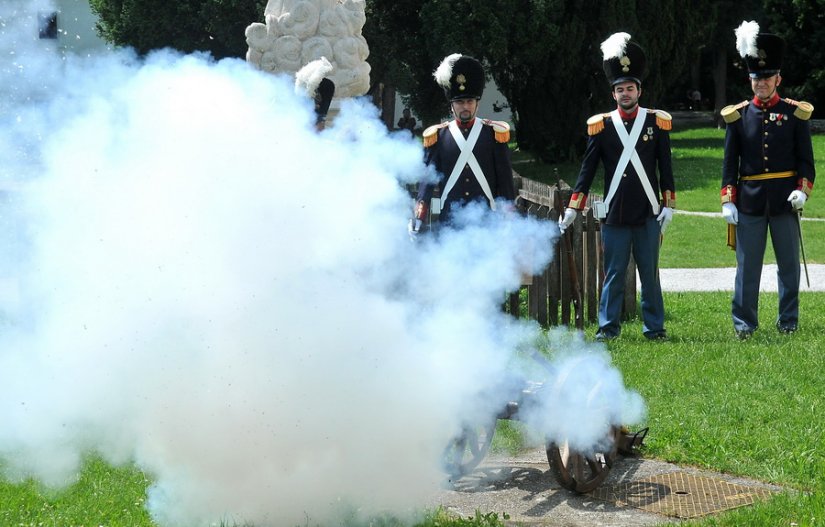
618;98;638;111
457;110;474;123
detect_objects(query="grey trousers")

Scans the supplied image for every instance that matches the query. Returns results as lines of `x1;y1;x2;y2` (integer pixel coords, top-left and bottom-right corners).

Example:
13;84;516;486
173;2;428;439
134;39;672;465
732;212;800;332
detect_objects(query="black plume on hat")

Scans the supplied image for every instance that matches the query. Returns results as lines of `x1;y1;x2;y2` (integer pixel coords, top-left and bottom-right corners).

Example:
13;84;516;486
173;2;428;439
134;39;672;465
735;21;784;78
601;32;646;86
433;54;485;100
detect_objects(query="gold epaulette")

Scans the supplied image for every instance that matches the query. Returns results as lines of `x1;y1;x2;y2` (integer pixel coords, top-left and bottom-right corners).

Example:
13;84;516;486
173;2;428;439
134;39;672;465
586;113;610;136
484;119;511;143
784;98;814;120
422;122;448;148
653;109;672;131
720;100;748;124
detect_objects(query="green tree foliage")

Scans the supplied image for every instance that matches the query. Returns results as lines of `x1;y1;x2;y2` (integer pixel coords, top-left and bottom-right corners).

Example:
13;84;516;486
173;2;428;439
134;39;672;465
762;0;825;117
89;0;266;59
367;0;710;161
363;0;447;125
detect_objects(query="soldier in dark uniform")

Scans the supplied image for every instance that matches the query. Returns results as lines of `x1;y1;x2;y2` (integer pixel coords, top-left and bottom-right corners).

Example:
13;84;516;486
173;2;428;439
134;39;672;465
720;21;815;339
294;57;336;131
408;54;515;236
558;33;675;341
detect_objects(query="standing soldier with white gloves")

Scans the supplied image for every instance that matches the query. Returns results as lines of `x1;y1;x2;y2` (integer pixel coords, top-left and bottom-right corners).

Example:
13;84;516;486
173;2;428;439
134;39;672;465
558;33;675;341
720;22;815;339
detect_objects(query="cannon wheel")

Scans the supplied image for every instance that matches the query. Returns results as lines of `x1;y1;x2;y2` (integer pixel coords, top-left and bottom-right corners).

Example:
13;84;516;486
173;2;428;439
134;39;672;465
546;432;618;493
442;420;497;477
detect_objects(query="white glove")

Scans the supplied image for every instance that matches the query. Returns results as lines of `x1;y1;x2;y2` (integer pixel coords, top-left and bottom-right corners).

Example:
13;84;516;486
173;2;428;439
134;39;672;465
558;208;577;234
788;190;807;210
656;206;674;234
407;218;422;241
722;202;738;225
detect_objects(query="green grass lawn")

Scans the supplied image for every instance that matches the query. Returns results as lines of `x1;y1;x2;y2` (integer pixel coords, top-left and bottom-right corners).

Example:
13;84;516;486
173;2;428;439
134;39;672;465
661;213;825;267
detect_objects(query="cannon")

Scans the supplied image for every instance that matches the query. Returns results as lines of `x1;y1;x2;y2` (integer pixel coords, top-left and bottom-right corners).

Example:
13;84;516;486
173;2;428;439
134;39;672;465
442;374;647;493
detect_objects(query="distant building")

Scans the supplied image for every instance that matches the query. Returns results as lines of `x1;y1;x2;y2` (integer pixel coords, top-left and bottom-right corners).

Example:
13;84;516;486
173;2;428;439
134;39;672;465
394;79;514;132
0;0;108;57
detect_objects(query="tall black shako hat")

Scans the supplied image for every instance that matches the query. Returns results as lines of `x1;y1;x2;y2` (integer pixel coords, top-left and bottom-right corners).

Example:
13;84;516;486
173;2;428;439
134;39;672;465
735;21;784;79
295;57;336;122
434;54;484;101
601;32;646;86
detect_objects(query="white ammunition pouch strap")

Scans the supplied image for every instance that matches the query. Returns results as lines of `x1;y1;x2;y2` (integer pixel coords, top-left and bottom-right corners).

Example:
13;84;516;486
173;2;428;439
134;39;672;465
434;119;495;213
603;108;660;216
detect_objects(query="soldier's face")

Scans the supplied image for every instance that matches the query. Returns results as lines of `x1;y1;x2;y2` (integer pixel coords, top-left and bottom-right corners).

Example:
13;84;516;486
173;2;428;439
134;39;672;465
451;98;478;122
612;81;641;112
751;74;781;101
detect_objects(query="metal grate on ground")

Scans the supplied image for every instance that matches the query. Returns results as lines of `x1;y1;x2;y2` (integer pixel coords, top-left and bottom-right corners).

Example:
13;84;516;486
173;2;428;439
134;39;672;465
590;471;777;519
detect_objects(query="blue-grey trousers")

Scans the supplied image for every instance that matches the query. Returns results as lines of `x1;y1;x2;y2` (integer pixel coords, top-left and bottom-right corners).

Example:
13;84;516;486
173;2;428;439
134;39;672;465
732;212;800;332
600;218;665;337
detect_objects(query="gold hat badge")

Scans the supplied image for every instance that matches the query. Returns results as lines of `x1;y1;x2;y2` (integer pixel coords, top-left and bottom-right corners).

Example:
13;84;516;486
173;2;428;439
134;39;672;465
456;73;466;91
620;56;631;72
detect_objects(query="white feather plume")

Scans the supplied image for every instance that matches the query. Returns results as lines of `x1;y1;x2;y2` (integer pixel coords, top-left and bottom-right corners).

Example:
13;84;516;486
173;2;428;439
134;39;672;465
294;57;333;97
433;53;462;88
601;32;631;60
735;20;760;58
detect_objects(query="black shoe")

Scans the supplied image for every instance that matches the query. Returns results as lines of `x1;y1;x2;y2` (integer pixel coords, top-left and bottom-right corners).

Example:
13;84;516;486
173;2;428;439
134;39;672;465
595;331;618;342
776;322;797;334
735;329;754;340
644;331;669;341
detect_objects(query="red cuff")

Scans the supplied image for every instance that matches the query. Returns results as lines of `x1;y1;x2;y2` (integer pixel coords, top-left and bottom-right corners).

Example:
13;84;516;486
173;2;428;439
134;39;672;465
568;192;587;210
721;185;736;204
798;178;813;197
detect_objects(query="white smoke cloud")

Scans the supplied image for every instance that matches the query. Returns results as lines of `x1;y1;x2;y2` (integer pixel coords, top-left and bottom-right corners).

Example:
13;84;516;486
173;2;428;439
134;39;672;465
0;20;644;527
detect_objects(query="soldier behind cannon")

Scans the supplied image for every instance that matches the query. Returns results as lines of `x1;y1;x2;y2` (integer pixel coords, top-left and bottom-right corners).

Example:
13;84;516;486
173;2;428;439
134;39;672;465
408;54;515;238
558;33;675;342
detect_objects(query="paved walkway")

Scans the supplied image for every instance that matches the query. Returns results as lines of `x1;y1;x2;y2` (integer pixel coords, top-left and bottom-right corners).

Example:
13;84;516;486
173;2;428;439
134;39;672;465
427;447;782;526
658;264;825;292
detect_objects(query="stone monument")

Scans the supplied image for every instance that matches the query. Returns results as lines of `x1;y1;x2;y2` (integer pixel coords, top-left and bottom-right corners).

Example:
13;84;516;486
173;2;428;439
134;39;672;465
245;0;370;118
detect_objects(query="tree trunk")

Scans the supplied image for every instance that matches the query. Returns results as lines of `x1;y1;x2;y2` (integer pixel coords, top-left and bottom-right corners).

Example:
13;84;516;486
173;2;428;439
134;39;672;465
712;47;728;128
381;82;396;130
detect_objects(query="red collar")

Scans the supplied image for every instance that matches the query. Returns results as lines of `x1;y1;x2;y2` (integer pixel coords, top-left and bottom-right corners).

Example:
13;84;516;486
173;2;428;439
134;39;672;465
617;107;639;120
456;118;476;130
753;92;781;109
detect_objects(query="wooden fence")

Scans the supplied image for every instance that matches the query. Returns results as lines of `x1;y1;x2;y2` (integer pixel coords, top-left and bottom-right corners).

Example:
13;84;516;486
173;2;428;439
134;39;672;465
415;173;638;329
508;174;637;329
